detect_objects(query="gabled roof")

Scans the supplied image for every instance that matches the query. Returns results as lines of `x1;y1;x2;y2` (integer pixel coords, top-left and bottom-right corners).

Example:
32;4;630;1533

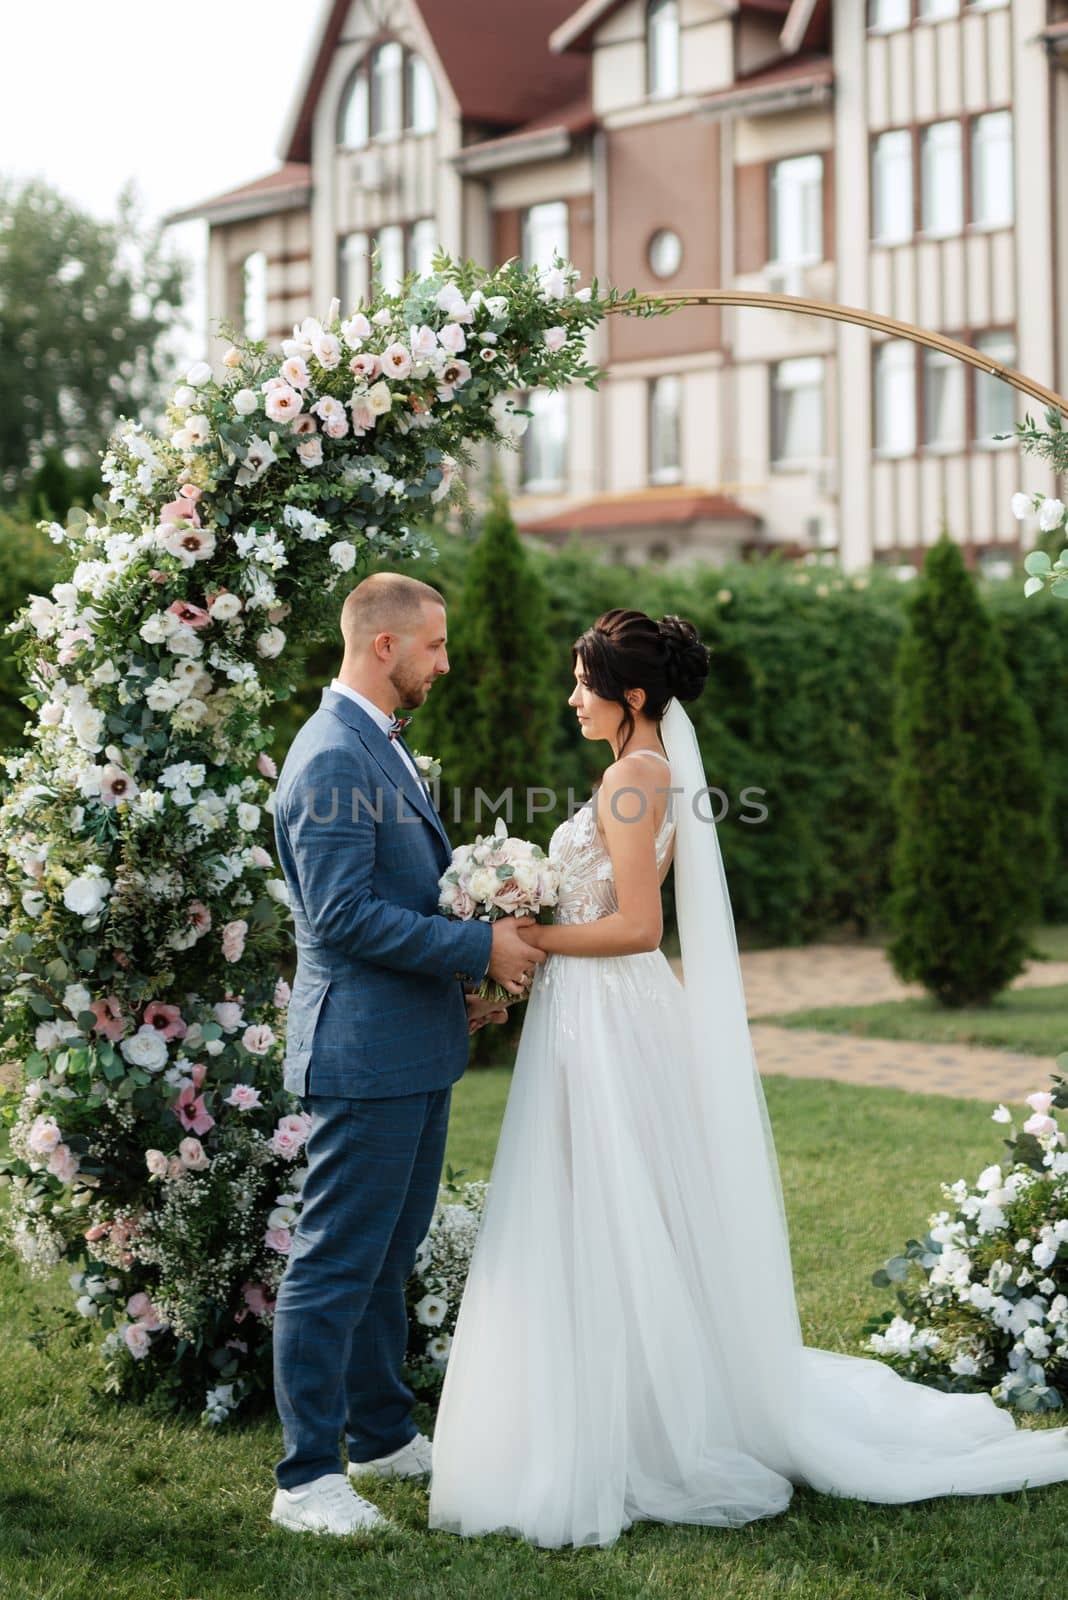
520;487;759;534
696;52;832;119
281;0;589;163
165;164;313;227
551;0;816;55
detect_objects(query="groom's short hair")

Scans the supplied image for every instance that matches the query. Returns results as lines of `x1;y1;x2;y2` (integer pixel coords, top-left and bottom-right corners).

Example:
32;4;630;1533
341;572;446;647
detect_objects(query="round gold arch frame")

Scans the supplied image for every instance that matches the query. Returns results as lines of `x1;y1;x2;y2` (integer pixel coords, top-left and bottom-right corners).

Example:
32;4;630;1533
609;291;1068;416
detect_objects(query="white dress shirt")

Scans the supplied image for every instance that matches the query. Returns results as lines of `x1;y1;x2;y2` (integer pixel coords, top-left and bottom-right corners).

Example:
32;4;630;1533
329;679;426;792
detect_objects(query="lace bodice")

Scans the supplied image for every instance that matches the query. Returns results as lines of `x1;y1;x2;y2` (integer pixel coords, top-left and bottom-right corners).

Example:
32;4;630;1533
550;752;675;926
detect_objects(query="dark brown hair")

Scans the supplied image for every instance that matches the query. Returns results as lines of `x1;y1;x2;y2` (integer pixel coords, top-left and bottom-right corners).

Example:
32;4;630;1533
572;608;710;757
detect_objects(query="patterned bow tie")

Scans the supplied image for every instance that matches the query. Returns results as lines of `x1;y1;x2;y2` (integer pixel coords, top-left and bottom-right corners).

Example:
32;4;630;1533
388;714;413;741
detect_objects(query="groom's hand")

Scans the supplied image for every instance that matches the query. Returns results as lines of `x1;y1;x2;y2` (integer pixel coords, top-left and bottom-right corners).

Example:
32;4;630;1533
465;994;509;1034
487;915;546;997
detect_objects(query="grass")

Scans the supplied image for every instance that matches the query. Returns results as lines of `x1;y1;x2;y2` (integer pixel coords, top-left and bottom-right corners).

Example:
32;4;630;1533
3;1070;1068;1600
763;985;1068;1058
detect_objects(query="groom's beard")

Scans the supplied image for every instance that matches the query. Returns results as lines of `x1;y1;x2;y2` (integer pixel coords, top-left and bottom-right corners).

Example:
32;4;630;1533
389;663;435;710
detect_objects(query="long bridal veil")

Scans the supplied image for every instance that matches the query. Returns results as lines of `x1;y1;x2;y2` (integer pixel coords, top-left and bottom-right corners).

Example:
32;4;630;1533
659;696;1068;1501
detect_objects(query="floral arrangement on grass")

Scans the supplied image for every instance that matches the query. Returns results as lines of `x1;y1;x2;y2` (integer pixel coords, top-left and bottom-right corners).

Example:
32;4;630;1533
0;251;622;1424
402;1170;488;1403
866;1068;1068;1413
438;817;564;1005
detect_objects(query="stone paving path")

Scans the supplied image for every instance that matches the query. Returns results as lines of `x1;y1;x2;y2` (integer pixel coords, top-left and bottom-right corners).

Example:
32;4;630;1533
668;944;1068;1104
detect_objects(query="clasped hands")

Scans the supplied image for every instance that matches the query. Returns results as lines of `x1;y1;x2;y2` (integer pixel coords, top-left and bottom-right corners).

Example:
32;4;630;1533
466;915;548;1033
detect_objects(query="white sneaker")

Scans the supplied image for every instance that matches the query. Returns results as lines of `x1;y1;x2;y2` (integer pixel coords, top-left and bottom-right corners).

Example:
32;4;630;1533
348;1431;433;1482
270;1472;392;1534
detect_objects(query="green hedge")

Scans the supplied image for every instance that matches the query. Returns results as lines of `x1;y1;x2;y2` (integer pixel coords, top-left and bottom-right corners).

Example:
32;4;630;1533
0;512;66;752
253;535;1068;949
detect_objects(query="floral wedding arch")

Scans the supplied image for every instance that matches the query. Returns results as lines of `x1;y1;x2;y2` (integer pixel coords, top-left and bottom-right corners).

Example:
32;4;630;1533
1;254;1065;1425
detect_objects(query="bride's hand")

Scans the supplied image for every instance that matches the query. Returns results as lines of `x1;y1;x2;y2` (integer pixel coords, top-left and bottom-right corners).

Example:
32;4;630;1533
517;924;544;950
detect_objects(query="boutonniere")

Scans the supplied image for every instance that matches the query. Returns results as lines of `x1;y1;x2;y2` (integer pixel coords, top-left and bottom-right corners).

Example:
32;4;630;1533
411;749;442;785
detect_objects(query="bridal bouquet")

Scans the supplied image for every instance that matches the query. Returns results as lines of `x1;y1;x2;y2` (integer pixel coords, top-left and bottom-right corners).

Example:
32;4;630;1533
438;817;563;1004
866;1071;1068;1413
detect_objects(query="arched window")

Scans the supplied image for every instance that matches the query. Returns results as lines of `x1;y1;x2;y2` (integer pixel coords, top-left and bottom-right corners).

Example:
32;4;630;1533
646;0;679;99
242;250;267;341
371;41;404;138
406;53;437;133
338;67;369;149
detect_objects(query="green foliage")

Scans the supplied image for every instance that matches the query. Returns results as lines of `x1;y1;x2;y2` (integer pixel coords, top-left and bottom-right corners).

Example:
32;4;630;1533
0;179;187;494
0;511;66;749
888;537;1051;1006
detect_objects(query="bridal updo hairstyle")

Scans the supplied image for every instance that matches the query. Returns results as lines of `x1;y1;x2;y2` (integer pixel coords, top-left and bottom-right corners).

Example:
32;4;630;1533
572;608;711;757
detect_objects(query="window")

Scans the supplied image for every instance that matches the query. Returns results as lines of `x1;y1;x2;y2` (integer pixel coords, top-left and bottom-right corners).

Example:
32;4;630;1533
521;390;568;492
874;341;917;455
338;69;369;149
406;53;437;133
370;41;404;139
868;0;910;28
522;201;569;272
648;229;683;279
646;0;680;99
339;232;370;311
769;155;823;265
242;251;267;341
920;121;963;236
408;219;438;278
871;130;913;243
649;376;682;485
372;225;405;295
771;357;825;465
971;111;1013;228
973;329;1017;441
917;0;957;17
922;348;966;449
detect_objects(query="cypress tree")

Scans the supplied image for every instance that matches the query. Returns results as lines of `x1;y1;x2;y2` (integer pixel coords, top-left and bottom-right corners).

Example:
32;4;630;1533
888;535;1051;1006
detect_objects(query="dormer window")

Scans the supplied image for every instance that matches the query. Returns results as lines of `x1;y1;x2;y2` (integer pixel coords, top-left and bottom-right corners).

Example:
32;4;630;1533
647;0;680;100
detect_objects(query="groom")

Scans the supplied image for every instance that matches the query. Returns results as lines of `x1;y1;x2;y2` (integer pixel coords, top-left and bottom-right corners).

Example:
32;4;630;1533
269;572;544;1535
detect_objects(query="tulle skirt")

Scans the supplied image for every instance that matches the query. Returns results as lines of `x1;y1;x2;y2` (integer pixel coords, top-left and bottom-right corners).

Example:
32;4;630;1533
427;949;1068;1548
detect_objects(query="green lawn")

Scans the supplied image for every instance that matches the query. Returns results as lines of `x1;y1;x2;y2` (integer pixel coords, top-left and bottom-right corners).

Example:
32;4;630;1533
763;983;1068;1057
2;1071;1067;1600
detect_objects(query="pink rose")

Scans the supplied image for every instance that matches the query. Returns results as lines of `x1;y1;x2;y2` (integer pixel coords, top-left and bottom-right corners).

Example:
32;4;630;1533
268;1128;304;1161
264;1226;292;1254
144;1001;187;1040
48;1144;80;1184
145;1149;169;1178
277;1112;312;1142
1026;1091;1055;1116
123;1323;152;1359
323;416;349;440
543;325;567;353
178;1137;209;1170
225;1083;262;1111
274;978;291;1008
280;356;310;390
410;324;438;360
297;437;324;469
213;1000;244;1032
242;1023;275;1056
27;1115;62;1155
249;845;273;869
177;483;201;502
221;919;248;963
437;322;466;354
84;1222;110;1242
257;752;278;779
350;396;376;435
167;1156;185;1180
1024;1113;1057;1138
174;1086;214;1136
349;352;381;381
126;1291;154;1321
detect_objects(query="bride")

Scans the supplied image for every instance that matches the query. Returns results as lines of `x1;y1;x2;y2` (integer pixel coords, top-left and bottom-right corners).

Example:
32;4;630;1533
427;607;1068;1549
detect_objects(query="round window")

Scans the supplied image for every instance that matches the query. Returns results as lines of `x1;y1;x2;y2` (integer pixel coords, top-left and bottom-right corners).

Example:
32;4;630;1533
648;229;682;278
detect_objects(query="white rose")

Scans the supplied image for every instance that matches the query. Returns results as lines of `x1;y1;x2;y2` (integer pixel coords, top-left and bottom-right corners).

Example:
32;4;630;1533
39;700;64;726
22;889;46;917
119;1025;170;1073
256;627;286;659
63;983;92;1018
328;540;356;571
186;361;212;386
209;592;242;621
166;628;204;659
145;679;181;712
172;385;196;408
414;1293;447;1327
1038;498;1066;533
367;380;393;417
484;295;509;320
265;878;290;905
68;703;105;751
543;326;567;353
233;388;260;416
237;802;261;831
63;872;111;917
1010;492;1032;521
140;610;180;644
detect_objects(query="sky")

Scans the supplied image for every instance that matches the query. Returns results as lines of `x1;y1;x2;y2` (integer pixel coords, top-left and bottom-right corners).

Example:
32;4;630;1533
2;1;325;356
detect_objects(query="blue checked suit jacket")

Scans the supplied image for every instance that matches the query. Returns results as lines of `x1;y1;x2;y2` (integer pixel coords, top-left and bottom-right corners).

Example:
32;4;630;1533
274;687;493;1099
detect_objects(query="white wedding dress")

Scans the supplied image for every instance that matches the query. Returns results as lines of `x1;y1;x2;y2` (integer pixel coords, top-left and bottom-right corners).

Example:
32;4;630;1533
428;703;1068;1549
